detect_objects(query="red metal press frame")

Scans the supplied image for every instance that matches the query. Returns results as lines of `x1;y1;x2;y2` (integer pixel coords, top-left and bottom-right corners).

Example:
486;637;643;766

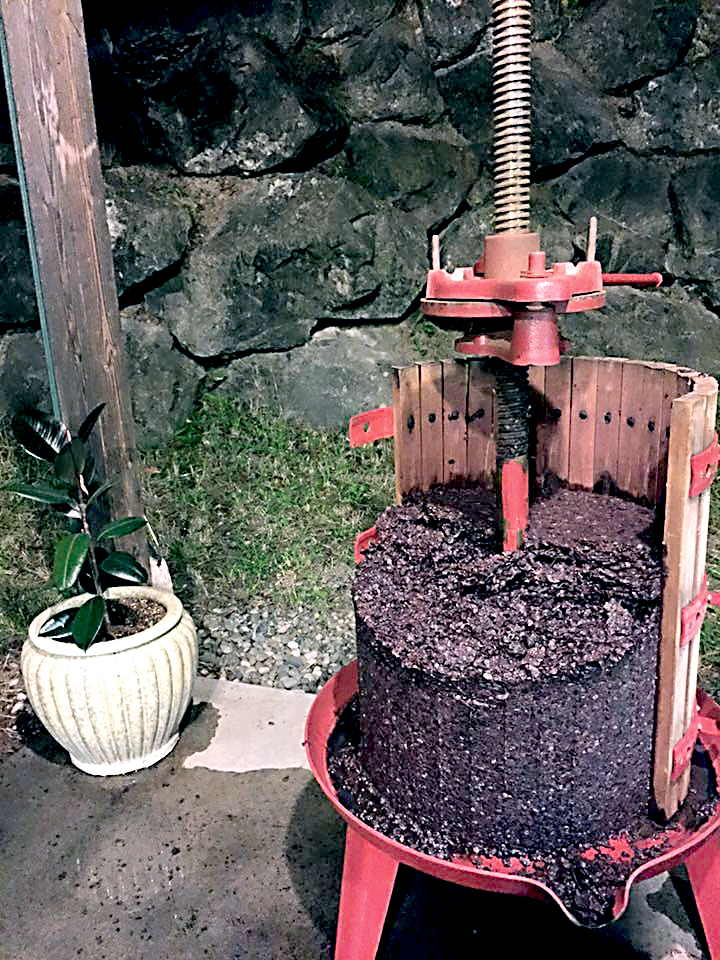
422;228;664;553
306;662;720;960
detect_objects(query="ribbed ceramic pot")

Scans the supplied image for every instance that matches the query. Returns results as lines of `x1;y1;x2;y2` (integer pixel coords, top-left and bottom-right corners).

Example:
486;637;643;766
21;585;198;776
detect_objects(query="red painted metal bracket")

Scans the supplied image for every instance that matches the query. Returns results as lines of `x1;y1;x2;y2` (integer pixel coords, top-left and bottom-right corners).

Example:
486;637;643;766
672;708;700;781
349;407;394;448
354;527;378;564
681;573;709;647
689;433;720;497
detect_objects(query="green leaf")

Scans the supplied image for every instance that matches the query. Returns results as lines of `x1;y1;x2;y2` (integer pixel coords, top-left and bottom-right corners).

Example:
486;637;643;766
11;411;70;462
86;479;115;507
5;481;74;506
52;534;90;590
97;516;147;541
38;609;75;640
71;596;106;651
54;438;88;484
100;551;148;584
78;403;106;443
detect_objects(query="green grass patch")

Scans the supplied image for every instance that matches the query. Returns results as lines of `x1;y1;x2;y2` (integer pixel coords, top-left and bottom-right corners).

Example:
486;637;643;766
2;388;720;696
142;395;394;614
0;424;64;647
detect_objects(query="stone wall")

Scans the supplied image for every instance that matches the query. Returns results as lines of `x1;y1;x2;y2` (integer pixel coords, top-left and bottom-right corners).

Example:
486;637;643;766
0;0;718;444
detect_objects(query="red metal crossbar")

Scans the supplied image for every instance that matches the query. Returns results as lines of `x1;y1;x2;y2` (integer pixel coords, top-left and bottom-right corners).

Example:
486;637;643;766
602;273;663;288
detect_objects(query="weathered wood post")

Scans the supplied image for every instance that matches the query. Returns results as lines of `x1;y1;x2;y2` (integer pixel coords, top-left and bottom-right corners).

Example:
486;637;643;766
0;0;147;563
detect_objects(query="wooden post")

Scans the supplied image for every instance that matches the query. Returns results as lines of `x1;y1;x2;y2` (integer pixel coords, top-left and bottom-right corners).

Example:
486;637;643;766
0;0;147;562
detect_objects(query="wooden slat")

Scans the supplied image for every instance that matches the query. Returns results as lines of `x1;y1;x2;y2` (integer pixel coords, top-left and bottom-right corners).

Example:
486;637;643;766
615;363;664;502
567;358;599;490
667;393;702;814
655;396;696;819
392;365;422;502
654;372;717;819
615;361;648;498
634;366;666;505
592;359;624;493
466;362;495;489
419;362;444;490
678;378;717;805
540;358;573;484
442;360;469;484
656;367;693;505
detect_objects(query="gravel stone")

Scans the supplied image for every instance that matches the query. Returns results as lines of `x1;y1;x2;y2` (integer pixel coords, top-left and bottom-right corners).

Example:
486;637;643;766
191;591;355;692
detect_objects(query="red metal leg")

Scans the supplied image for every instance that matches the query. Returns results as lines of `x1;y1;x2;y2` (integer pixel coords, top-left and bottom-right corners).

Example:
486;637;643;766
334;824;399;960
685;827;720;959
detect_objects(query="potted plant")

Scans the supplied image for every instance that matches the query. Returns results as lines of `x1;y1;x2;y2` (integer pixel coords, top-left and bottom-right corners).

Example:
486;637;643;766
7;405;198;775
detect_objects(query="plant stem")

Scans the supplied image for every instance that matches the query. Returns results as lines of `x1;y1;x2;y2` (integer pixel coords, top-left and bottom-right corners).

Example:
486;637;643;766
77;491;112;636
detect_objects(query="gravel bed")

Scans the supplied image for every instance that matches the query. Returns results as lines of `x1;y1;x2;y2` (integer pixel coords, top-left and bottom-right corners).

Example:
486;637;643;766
193;595;357;693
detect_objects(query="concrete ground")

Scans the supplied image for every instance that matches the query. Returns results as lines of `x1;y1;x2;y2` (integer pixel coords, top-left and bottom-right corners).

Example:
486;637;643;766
0;677;710;960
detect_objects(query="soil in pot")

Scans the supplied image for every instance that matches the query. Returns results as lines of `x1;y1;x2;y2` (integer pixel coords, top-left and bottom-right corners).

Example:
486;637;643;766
329;484;720;926
46;596;166;645
103;597;166;638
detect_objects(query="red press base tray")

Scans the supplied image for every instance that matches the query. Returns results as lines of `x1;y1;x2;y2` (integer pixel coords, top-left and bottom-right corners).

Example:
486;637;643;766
305;661;720;960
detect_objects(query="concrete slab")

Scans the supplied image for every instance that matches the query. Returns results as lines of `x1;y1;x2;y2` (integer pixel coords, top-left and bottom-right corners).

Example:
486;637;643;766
0;679;709;959
0;702;342;960
185;678;314;773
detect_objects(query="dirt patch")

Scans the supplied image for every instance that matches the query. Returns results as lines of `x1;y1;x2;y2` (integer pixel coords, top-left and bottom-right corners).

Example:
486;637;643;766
353;485;661;684
0;647;25;757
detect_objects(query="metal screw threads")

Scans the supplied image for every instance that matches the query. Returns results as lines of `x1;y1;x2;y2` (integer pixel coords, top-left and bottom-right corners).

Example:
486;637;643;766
491;0;532;234
494;361;530;460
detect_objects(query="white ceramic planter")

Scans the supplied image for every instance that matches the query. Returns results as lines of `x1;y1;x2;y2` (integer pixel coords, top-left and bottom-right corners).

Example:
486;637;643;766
21;586;198;775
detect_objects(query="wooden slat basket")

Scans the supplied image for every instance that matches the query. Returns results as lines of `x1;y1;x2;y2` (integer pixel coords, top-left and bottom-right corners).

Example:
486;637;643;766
352;356;718;821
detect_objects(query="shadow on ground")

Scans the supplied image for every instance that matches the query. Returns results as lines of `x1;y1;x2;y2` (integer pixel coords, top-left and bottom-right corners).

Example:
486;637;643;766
285;777;690;959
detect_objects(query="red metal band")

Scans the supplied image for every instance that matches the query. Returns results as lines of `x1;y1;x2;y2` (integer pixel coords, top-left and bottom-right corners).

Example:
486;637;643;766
672;709;700;781
689;433;720;497
348;407;394;448
680;573;709;647
354;527;378;564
